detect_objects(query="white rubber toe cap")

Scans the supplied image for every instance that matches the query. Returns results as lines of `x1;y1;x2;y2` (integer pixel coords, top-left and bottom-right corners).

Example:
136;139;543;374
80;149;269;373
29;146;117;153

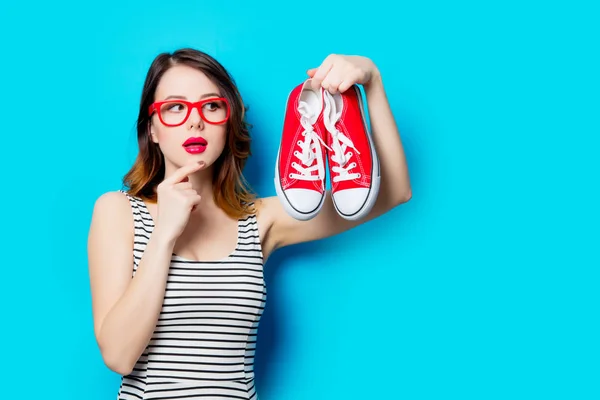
284;188;324;214
333;188;369;216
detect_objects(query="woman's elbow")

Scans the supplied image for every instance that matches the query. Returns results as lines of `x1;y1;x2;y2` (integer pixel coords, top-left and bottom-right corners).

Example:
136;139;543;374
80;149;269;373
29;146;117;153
103;351;134;376
98;341;135;376
395;188;412;205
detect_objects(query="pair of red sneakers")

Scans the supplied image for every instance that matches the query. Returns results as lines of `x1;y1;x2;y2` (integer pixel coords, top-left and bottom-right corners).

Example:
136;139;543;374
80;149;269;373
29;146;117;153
275;79;380;221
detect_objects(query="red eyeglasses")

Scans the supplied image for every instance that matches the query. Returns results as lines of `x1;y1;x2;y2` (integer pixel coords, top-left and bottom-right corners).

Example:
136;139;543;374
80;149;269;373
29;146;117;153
148;97;231;127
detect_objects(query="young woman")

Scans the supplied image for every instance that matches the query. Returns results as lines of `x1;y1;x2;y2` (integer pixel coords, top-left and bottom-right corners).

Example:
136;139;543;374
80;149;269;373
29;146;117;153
87;48;411;400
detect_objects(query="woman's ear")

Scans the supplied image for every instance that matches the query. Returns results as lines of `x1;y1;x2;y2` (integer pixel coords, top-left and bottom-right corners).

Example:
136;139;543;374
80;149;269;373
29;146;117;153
149;121;159;144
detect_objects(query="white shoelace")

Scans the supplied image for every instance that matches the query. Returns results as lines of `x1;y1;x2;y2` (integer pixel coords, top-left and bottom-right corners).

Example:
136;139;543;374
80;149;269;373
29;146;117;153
289;100;330;181
323;91;361;183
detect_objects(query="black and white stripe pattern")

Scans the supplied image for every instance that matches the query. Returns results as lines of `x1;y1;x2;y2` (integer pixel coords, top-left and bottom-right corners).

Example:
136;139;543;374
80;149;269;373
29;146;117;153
117;191;266;400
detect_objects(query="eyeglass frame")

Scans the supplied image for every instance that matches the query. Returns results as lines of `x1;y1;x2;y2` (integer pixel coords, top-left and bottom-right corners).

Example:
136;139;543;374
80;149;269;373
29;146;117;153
148;97;231;127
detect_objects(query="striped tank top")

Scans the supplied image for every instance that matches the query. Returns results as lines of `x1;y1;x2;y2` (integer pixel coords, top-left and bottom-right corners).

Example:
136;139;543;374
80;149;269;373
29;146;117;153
117;191;267;400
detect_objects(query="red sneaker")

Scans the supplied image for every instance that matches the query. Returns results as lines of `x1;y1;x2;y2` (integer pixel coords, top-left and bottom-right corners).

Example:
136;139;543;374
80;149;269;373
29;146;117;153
322;85;380;220
275;79;329;220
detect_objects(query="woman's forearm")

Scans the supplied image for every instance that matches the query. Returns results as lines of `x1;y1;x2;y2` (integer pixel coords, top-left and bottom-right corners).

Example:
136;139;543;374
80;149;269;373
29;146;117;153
365;73;412;206
97;227;175;375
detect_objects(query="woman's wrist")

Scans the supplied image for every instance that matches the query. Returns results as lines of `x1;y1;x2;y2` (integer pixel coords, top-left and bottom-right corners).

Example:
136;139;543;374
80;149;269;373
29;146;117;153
151;225;178;249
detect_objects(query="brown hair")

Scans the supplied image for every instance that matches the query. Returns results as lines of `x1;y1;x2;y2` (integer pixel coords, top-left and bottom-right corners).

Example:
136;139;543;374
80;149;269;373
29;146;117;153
122;48;256;219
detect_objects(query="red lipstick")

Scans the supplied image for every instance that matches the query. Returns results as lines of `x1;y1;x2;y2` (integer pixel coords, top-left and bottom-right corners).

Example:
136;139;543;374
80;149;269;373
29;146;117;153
182;136;208;154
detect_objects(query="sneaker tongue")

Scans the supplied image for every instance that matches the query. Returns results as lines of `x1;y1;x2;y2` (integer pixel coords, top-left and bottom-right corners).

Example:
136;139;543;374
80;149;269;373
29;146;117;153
323;91;342;132
298;101;318;125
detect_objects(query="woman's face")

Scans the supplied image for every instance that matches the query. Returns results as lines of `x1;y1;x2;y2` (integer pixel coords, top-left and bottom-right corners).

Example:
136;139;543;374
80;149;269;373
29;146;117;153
149;65;229;171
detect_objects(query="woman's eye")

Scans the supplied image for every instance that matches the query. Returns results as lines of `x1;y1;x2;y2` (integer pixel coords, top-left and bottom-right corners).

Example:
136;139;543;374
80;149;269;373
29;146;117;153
160;102;187;114
164;103;186;113
203;101;222;112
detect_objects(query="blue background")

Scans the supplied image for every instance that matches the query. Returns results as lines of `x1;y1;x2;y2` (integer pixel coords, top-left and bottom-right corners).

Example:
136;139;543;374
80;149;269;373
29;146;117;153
1;1;598;399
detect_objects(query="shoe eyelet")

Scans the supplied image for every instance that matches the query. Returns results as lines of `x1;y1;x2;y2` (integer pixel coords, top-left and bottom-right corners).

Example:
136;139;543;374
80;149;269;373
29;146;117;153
297;141;302;146
289;174;294;178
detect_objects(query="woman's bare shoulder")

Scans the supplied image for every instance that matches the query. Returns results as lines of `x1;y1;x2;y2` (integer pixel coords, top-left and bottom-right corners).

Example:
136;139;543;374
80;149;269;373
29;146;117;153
252;196;282;258
93;190;131;210
253;196;278;225
90;190;134;231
